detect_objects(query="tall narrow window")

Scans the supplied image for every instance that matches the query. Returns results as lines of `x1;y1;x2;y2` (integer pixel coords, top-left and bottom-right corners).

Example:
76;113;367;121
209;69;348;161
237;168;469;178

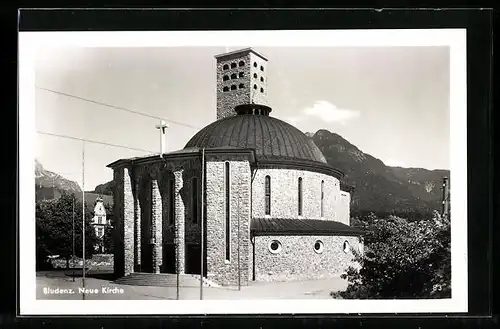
298;177;303;216
225;162;231;261
192;177;198;224
168;180;175;225
320;180;325;218
265;175;271;215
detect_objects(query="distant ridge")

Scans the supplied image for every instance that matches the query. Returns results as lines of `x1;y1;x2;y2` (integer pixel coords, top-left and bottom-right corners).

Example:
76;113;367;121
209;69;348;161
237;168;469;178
308;129;449;217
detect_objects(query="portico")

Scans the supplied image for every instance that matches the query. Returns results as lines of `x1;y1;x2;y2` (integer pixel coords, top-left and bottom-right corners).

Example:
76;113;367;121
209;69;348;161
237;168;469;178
110;155;202;277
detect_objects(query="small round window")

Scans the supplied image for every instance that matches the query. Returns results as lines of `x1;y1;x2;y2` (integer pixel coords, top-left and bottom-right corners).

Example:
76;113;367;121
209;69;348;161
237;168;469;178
268;240;282;254
343;241;351;253
260;87;264;93
260;65;264;71
314;240;324;254
253;84;258;90
253;73;258;78
260;76;264;82
253;62;258;67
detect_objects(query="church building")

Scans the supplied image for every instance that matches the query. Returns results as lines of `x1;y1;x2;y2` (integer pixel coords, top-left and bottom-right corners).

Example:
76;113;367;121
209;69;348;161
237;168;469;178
108;48;363;286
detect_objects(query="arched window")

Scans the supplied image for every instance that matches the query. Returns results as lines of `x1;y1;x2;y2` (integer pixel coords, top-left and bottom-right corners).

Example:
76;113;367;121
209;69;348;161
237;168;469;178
253;73;258;78
320;180;325;217
225;162;231;261
260;76;264;82
260;65;264;71
239;72;244;78
230;85;237;90
238;83;245;89
298;177;303;216
265;175;271;215
222;86;229;92
223;64;229;70
253;62;257;67
253;84;257;90
223;75;229;81
168;180;175;225
230;73;237;79
239;61;245;67
192;177;198;224
231;62;237;68
260;87;264;93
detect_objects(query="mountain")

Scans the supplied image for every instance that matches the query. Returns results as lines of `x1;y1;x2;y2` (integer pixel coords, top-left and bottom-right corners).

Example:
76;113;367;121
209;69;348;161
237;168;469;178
49;129;448;218
35;159;81;201
92;181;114;196
310;129;449;218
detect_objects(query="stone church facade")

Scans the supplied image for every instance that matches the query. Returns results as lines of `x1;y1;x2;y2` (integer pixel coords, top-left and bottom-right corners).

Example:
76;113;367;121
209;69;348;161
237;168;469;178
108;48;363;286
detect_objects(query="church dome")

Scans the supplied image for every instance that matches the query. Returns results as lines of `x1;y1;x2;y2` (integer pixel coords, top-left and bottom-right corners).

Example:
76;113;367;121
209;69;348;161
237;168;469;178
185;104;327;164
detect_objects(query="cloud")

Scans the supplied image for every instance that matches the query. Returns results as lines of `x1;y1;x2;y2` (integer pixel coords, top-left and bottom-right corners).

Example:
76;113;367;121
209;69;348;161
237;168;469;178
384;158;408;168
302;101;360;125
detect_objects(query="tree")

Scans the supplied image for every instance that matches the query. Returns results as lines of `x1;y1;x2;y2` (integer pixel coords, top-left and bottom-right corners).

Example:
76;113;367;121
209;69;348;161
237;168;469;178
36;193;98;269
332;211;451;299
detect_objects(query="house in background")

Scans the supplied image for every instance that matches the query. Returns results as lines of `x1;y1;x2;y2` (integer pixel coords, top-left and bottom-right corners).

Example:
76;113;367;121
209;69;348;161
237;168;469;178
85;193;114;253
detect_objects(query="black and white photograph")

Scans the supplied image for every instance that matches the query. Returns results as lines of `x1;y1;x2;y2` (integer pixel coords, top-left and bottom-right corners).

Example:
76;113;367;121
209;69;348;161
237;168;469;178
18;29;468;315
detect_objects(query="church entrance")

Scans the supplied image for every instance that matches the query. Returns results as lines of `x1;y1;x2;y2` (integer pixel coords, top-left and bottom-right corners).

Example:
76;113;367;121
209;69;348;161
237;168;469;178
185;244;201;275
141;242;154;273
162;243;176;273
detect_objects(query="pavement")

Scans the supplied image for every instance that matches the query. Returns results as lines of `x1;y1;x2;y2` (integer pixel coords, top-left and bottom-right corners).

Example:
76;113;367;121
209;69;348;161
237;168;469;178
36;269;348;300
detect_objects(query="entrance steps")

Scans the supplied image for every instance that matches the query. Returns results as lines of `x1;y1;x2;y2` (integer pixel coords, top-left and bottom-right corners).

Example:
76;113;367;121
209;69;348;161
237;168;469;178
114;273;218;288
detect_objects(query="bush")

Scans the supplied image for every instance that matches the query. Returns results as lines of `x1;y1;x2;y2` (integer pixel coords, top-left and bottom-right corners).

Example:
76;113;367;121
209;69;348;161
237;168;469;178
332;211;451;299
36;193;99;269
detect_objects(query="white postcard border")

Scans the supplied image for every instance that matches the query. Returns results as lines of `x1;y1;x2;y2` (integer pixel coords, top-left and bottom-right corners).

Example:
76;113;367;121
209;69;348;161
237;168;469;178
19;29;467;315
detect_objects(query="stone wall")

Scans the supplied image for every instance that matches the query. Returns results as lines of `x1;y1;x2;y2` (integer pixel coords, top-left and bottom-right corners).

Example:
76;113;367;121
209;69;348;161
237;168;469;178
252;167;343;221
112;166;134;277
339;191;351;226
216;53;252;120
253;235;361;282
216;51;269;120
248;52;268;106
205;156;252;286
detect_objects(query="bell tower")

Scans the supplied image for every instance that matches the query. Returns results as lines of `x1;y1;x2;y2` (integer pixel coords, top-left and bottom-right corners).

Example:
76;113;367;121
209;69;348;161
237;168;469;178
215;48;268;120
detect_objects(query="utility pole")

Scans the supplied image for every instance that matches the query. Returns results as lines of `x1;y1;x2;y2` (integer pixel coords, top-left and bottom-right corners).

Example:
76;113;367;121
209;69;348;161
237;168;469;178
441;177;450;219
72;196;75;282
82;141;86;300
200;148;205;300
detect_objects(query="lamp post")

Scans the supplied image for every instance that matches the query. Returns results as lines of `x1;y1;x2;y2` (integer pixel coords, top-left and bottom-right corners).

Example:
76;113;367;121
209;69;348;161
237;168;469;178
82;141;86;300
72;196;75;282
200;148;205;300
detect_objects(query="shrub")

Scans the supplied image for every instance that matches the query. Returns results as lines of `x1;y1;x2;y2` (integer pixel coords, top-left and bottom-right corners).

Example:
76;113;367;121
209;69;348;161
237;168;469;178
332;211;450;299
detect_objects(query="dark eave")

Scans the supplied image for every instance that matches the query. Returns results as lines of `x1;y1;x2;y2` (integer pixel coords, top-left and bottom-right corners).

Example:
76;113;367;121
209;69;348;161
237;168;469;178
251;218;364;237
107;147;256;169
215;47;268;61
254;157;344;180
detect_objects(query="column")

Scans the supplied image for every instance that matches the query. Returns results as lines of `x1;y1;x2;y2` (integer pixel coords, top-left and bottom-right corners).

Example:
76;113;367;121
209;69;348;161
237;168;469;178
123;167;135;276
174;169;185;274
151;179;163;273
133;178;141;272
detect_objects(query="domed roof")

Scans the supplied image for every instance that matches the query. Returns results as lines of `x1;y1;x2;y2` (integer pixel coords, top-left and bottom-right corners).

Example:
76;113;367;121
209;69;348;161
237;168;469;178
185;104;327;164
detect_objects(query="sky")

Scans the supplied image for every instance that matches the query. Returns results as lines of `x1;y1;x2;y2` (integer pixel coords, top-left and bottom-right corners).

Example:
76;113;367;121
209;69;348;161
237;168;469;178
35;46;450;191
